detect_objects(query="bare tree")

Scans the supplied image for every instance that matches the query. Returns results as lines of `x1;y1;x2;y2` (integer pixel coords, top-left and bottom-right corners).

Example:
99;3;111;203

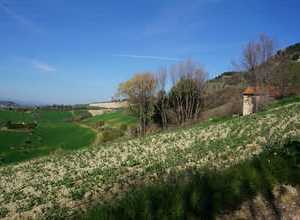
156;67;167;92
169;59;207;124
238;33;276;86
155;67;168;128
242;41;261;72
259;33;275;63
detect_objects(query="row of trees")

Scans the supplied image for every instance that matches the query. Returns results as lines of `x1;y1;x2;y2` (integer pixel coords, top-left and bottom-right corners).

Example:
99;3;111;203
117;60;207;134
118;33;292;134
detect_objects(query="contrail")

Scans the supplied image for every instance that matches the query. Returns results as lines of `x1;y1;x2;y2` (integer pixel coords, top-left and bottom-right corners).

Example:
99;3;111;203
0;0;41;33
113;54;182;61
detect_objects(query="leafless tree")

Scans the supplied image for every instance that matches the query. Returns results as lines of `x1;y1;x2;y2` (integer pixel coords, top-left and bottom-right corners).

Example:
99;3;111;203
169;59;207;124
242;41;261;72
238;33;276;86
155;67;168;128
259;33;275;63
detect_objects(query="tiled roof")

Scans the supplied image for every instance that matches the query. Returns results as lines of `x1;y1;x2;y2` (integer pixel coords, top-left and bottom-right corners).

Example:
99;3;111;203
243;87;256;95
243;86;281;97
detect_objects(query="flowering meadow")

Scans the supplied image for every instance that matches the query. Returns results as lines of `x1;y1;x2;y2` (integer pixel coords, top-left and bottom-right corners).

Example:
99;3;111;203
0;102;299;219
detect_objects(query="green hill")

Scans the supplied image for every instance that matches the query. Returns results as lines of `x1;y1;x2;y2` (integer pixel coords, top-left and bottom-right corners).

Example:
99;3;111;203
83;110;137;128
0;97;299;219
0;110;96;165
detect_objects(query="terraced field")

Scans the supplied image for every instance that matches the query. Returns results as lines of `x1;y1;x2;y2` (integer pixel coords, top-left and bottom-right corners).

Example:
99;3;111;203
0;101;299;219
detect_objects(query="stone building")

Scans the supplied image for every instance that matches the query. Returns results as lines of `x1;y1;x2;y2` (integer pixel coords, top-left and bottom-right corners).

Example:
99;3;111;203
242;86;280;116
243;87;256;116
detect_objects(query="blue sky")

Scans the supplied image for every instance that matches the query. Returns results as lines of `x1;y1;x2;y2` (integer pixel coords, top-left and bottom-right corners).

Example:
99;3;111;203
0;0;299;104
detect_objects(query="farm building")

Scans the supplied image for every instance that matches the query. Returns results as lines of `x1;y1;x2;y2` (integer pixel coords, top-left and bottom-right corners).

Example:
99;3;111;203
242;86;280;116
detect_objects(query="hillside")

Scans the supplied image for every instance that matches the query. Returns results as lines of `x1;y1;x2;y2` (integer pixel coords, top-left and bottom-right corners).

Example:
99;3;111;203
203;42;300;112
0;98;299;219
0;101;18;108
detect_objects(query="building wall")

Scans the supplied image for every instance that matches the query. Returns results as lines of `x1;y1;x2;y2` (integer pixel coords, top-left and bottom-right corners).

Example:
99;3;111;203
89;100;128;109
243;95;255;116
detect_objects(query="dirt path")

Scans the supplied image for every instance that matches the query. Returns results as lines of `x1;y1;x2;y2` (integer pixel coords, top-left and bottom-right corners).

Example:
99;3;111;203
70;111;102;145
76;123;102;146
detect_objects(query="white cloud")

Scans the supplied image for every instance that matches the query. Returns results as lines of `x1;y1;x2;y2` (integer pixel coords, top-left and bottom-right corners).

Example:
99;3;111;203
113;54;181;61
31;59;56;72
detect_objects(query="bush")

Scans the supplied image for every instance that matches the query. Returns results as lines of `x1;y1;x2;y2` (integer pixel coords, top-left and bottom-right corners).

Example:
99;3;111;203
73;111;92;122
25;122;37;129
5;121;37;130
119;124;128;131
0;207;9;218
101;127;124;142
291;53;300;61
128;125;139;137
95;121;105;129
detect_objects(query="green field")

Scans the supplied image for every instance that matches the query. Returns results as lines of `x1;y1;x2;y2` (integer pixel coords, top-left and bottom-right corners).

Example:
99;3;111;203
83;110;137;128
0;110;96;165
0;98;299;219
0;110;35;123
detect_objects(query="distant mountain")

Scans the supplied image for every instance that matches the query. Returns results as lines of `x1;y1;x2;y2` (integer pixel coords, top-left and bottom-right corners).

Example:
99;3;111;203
0;101;18;108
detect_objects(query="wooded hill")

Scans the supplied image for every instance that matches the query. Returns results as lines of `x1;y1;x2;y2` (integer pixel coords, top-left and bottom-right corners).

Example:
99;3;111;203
202;42;300;117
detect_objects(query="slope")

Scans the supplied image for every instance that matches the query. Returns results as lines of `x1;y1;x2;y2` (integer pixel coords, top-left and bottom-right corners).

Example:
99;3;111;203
0;99;299;219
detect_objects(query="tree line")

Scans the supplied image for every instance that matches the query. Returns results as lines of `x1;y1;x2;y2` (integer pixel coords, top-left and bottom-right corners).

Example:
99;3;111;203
118;33;293;135
117;59;207;135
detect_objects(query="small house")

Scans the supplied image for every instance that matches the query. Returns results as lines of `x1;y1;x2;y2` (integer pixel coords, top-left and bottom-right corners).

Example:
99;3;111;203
242;86;280;116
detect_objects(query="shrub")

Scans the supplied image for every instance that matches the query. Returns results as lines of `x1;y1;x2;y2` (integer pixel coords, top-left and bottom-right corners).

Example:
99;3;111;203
291;53;300;61
73;111;92;122
25;122;37;129
101;127;124;142
95;121;105;129
119;124;128;131
0;207;9;218
5;121;37;130
128;125;139;137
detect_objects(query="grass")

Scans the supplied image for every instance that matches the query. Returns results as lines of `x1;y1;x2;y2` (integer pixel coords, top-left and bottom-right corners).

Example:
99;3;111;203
35;110;73;122
82;109;137;143
0;132;29;151
263;96;300;110
0;98;299;219
83;110;137;128
80;140;300;220
0;110;96;165
0;110;34;123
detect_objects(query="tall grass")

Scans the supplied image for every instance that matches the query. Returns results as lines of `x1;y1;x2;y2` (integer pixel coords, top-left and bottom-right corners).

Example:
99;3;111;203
78;139;300;220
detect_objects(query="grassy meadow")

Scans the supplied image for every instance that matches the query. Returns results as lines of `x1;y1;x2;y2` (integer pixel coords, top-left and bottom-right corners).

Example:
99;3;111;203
0;110;96;165
0;98;299;219
83;109;137;143
83;109;137;128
